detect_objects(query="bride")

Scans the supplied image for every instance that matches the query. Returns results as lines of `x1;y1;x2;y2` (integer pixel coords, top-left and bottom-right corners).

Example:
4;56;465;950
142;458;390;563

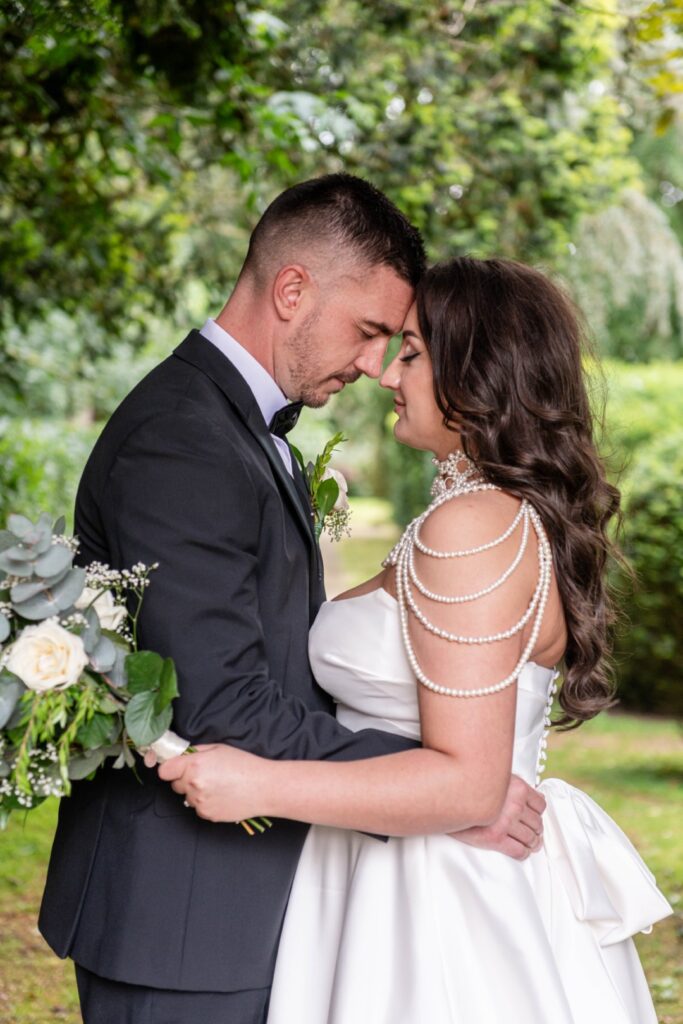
160;257;671;1022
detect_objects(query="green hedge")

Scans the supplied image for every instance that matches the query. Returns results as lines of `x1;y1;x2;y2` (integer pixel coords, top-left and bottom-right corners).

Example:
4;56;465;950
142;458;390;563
613;430;683;716
602;360;683;457
0;418;99;530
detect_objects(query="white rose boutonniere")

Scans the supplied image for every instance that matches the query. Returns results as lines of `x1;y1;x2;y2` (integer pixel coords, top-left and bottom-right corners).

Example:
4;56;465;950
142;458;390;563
6;618;88;693
291;432;352;542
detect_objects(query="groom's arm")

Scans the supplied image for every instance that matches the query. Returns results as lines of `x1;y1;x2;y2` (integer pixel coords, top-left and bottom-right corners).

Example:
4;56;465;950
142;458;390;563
94;411;416;763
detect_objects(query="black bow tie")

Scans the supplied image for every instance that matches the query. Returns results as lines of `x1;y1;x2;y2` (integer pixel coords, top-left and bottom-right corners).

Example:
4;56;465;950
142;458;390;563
268;402;303;438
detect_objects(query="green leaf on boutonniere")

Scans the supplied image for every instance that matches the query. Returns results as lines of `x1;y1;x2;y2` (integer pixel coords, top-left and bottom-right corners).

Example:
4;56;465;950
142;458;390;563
315;477;339;522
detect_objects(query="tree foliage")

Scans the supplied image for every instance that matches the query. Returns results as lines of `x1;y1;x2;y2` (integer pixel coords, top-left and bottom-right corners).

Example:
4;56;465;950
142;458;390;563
0;0;304;332
1;0;642;344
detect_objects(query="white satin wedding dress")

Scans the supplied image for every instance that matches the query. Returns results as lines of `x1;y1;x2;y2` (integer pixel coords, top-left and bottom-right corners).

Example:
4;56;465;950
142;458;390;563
267;587;671;1024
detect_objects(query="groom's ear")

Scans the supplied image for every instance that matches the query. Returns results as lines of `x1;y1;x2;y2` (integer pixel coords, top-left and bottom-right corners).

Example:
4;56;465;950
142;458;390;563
273;264;312;321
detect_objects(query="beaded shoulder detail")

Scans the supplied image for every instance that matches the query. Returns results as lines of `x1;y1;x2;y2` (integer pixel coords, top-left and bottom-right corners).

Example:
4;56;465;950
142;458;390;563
383;451;553;698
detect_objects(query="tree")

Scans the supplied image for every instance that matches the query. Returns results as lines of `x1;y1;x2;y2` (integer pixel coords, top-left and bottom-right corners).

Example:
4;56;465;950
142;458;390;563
0;0;303;332
1;1;642;333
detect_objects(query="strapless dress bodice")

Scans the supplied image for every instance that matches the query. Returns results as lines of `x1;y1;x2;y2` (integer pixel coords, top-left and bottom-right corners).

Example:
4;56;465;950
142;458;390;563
309;588;557;786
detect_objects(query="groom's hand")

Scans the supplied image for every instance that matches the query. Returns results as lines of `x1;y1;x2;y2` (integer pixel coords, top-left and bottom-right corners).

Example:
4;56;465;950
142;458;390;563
449;775;545;860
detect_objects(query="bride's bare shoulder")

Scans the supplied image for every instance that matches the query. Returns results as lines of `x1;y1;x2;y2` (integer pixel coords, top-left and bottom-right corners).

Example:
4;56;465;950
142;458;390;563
420;488;524;550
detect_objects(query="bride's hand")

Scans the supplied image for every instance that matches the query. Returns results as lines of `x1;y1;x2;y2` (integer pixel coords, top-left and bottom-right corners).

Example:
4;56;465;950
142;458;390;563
450;775;546;860
157;744;271;823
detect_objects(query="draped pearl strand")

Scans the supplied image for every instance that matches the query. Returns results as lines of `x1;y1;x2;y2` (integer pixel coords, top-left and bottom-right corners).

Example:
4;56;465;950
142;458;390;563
384;451;553;698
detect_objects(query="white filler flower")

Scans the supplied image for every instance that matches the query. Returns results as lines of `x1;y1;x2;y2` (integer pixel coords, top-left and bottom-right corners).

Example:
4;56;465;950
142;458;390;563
75;587;128;631
7;619;89;692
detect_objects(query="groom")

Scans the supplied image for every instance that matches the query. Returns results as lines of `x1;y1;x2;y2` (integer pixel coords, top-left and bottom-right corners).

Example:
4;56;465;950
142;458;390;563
40;174;545;1023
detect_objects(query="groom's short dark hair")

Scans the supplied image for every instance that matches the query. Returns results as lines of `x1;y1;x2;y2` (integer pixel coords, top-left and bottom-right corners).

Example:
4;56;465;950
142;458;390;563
243;174;426;287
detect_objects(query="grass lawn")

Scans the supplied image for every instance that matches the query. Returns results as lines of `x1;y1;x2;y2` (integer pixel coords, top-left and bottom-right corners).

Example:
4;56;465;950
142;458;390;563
0;498;680;1022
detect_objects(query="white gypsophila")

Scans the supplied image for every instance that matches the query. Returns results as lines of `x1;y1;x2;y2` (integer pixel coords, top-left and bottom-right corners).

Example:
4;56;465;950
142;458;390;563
75;587;128;632
322;467;350;511
6;619;89;692
85;561;157;591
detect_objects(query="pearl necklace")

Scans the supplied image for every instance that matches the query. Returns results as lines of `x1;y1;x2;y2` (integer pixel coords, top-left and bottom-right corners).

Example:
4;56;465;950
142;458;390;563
384;452;553;698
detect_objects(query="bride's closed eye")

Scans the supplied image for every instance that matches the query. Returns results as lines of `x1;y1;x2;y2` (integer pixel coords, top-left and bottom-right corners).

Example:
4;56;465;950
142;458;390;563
400;351;419;363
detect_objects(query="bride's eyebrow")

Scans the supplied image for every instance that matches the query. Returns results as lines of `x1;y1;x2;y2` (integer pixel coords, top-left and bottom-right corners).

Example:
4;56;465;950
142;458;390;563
402;330;421;342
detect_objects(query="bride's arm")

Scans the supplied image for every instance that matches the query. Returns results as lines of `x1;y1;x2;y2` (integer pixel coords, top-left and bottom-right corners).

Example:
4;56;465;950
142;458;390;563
160;493;548;836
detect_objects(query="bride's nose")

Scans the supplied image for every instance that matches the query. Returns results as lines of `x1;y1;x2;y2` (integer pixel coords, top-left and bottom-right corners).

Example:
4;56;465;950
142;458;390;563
380;356;401;391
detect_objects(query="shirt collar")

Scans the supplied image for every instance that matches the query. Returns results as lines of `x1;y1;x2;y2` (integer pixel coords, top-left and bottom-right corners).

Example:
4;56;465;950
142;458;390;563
198;319;288;428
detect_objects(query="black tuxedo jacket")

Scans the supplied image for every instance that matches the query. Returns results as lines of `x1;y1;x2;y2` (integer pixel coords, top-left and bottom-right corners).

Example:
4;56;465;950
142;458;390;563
39;332;416;992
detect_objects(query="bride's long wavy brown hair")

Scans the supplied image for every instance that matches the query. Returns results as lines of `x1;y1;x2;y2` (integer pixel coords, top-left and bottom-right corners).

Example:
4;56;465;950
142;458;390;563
416;257;621;727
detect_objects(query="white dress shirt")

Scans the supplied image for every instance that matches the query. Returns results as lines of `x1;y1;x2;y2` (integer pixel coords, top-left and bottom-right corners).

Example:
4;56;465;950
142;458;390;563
199;319;294;474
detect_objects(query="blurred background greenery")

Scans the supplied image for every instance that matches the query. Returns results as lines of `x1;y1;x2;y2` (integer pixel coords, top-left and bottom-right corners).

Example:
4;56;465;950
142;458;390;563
1;0;682;1019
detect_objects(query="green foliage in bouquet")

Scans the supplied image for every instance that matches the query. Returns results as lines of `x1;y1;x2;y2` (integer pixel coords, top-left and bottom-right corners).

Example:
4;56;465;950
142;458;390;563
0;513;177;826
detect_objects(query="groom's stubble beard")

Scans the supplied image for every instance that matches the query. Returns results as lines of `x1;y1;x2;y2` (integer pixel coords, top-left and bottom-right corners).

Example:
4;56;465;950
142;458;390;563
283;309;361;408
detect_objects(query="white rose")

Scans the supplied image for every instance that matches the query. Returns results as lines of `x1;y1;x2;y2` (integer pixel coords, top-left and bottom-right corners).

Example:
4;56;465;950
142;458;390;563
76;587;127;632
323;467;350;511
7;619;89;693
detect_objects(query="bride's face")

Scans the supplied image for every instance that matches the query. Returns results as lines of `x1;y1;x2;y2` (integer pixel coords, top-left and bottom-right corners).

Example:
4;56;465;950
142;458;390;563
380;303;457;458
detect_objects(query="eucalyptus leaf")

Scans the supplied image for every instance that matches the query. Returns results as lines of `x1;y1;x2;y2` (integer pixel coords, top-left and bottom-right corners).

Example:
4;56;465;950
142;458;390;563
51;566;87;611
12;566;85;618
125;690;172;747
67;747;109;780
89;634;117;673
33;544;74;579
11;590;59;620
7;514;33;538
0;551;35;575
0;672;25;730
108;645;129;688
22;527;53;555
81;606;101;656
0;612;10;644
10;579;48;604
0;531;16;553
125;651;163;693
53;516;66;536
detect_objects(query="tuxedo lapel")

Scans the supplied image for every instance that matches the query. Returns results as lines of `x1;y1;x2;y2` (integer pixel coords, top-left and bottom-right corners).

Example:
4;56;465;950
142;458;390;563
172;332;314;549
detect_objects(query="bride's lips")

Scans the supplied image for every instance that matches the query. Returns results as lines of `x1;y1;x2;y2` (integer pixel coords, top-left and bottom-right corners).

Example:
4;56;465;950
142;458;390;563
393;399;405;415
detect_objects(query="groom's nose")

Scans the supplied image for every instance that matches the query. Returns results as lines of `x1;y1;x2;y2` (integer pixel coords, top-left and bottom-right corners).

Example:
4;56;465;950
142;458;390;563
354;338;389;379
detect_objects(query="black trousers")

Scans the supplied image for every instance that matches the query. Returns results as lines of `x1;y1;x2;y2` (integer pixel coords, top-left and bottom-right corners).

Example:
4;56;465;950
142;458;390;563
75;964;271;1024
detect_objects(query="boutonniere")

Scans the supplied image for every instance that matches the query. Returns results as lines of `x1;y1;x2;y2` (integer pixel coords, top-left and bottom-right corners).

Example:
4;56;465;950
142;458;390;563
291;432;352;542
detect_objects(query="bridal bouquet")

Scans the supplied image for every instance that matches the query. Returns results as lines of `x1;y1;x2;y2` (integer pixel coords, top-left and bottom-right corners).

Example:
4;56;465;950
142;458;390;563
0;514;270;835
